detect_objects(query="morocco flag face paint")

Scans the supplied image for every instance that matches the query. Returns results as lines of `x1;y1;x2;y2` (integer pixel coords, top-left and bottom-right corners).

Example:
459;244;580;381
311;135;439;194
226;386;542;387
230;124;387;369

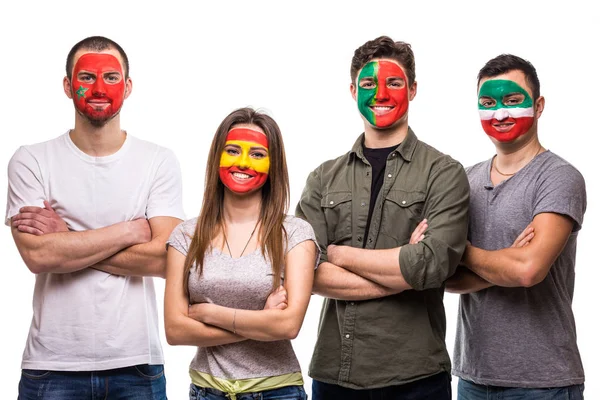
478;79;534;142
219;128;270;194
357;60;409;128
71;53;125;125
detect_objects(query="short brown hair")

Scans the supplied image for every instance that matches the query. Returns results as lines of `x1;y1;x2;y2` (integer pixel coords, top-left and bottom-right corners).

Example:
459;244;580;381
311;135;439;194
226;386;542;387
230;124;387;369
66;36;129;79
477;54;540;101
351;36;415;86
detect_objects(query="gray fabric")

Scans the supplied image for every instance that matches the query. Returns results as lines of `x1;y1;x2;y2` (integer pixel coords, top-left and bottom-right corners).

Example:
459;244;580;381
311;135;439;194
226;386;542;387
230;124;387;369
453;151;586;388
167;215;317;380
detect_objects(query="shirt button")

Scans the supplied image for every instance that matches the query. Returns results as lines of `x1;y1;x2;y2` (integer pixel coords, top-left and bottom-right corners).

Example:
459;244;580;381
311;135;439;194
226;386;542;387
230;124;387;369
350;302;355;305
357;236;363;242
361;202;366;207
329;201;334;205
401;200;406;205
345;334;350;339
391;153;396;157
387;174;392;178
368;238;373;243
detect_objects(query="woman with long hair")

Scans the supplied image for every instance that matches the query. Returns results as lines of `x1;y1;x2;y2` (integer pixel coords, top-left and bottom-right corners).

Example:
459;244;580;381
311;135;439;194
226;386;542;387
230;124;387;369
164;108;317;400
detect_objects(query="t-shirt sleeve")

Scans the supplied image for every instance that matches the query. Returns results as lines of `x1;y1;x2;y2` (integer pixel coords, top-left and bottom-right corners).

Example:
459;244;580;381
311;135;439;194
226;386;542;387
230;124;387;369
286;217;321;269
5;146;46;226
534;164;586;232
146;148;186;220
166;220;193;256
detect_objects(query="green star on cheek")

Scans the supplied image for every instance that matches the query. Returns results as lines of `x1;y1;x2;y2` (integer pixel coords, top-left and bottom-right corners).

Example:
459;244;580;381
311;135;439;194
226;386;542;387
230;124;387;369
76;86;88;99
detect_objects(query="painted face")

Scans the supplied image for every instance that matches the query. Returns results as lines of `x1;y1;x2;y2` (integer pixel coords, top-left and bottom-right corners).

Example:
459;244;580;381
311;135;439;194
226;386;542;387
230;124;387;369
219;128;270;194
71;53;126;125
357;60;409;128
478;79;534;142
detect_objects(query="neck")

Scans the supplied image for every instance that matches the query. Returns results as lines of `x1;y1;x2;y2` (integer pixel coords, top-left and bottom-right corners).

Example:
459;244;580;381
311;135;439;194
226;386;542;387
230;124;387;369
222;189;262;225
70;113;125;157
363;119;408;148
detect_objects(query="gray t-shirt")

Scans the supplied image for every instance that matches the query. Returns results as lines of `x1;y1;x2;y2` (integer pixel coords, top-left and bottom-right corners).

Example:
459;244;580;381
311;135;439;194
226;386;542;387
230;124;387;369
453;151;586;388
167;215;318;380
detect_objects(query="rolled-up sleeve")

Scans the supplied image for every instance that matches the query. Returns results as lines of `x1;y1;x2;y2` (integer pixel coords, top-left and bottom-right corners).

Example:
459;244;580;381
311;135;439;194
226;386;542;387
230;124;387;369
399;159;469;290
295;167;329;266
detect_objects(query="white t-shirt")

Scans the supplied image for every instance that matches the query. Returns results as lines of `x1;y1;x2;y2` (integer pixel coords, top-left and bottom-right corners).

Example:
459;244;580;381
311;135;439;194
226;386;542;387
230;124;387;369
5;131;185;371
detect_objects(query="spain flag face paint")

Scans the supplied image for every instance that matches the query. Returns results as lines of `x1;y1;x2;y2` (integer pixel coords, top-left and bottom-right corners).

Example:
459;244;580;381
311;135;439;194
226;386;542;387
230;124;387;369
219;128;270;194
357;60;409;128
71;53;126;125
478;79;534;142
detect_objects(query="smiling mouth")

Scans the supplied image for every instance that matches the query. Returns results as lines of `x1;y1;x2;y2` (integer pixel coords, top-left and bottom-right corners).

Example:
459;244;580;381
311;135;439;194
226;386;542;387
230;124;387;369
370;105;395;115
231;171;254;181
492;121;515;132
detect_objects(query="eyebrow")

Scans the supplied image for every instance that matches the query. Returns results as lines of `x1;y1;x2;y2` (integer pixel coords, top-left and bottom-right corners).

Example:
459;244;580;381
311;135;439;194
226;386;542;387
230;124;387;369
225;143;267;150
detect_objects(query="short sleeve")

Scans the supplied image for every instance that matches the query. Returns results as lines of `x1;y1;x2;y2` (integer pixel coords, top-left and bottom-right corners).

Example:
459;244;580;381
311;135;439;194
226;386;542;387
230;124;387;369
146;148;185;220
285;216;321;269
166;219;195;256
5;147;46;226
534;164;586;232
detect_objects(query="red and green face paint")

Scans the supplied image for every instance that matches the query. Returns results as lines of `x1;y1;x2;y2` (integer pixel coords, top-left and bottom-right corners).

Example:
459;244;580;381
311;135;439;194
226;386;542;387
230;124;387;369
219;128;270;194
71;53;125;125
357;60;409;128
478;79;534;142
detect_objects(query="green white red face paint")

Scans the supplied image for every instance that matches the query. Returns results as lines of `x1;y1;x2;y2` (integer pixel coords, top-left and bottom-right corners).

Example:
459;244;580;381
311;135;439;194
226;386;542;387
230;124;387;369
219;128;270;194
357;60;409;128
71;53;125;125
478;79;534;142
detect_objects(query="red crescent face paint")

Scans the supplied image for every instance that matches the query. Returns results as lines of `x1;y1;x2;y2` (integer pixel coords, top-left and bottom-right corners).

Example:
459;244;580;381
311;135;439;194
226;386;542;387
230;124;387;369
219;128;270;194
71;53;125;125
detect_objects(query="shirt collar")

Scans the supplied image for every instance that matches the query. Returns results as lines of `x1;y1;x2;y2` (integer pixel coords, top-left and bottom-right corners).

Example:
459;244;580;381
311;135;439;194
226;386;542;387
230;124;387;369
349;126;418;163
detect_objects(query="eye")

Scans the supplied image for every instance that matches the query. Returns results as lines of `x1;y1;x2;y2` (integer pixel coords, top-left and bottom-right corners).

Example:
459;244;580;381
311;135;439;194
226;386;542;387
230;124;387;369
104;74;121;83
251;150;267;159
479;97;496;108
359;80;376;89
387;79;405;89
225;147;240;156
78;74;95;83
504;95;525;106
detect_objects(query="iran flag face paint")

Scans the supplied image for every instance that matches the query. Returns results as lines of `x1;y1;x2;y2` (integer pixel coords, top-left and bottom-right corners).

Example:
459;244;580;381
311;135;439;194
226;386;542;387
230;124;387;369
219;128;270;194
71;53;125;125
478;79;534;142
357;60;409;128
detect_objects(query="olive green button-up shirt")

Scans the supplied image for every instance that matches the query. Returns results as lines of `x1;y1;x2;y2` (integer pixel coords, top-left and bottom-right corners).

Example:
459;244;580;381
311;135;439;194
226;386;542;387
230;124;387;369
295;128;469;389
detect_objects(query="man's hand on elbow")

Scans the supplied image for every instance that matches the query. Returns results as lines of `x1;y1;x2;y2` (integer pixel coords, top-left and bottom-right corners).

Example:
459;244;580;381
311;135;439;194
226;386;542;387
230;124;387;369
12;201;69;235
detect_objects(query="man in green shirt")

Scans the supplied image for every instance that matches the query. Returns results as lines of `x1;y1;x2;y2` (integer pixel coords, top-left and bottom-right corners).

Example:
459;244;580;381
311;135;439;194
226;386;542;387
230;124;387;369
296;36;469;399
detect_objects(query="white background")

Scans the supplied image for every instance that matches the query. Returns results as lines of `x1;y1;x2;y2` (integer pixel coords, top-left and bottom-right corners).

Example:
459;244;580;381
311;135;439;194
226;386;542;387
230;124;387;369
0;1;597;398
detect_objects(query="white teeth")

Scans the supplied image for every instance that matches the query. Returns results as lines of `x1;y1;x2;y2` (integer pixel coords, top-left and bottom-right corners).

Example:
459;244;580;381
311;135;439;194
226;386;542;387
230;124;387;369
372;106;392;111
233;172;251;179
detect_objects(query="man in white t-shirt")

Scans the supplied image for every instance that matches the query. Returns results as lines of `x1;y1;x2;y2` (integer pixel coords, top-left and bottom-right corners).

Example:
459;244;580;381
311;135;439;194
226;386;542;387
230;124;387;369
6;36;184;399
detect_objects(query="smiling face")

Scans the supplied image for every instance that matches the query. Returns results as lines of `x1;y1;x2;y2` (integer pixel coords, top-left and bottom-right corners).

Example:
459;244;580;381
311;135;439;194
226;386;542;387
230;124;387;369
478;72;536;142
219;127;270;194
356;60;409;128
70;52;126;126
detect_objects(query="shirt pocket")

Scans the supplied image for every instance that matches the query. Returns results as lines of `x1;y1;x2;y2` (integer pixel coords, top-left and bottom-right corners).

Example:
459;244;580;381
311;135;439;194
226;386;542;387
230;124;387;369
321;191;352;244
379;189;426;244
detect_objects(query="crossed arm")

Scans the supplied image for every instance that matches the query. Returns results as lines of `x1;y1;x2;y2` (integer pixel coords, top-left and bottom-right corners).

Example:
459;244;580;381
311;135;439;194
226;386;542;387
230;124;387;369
164;240;317;347
11;201;181;277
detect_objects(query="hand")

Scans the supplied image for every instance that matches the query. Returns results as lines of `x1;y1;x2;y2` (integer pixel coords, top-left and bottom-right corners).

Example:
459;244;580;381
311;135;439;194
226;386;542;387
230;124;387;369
264;285;288;310
12;200;69;235
188;303;211;323
512;226;535;248
127;218;152;245
409;219;428;244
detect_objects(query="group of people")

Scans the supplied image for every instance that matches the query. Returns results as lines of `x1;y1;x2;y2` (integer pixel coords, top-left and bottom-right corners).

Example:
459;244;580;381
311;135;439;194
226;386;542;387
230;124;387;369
6;34;586;400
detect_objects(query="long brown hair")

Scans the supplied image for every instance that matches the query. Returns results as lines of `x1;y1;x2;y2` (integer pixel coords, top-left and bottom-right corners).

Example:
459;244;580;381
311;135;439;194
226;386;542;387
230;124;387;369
182;108;290;296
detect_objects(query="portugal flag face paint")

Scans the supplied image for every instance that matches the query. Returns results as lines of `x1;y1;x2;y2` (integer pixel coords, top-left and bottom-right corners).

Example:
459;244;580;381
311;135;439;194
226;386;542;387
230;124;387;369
71;53;126;125
478;79;534;142
357;60;409;128
219;128;270;194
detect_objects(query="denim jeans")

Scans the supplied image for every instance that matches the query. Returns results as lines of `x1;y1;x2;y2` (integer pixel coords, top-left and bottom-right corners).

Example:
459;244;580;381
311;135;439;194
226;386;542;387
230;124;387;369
311;372;451;400
18;364;167;399
458;378;584;400
189;383;307;400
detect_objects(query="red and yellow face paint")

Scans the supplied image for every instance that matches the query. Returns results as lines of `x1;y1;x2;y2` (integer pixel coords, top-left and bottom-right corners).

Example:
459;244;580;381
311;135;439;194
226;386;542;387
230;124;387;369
71;53;125;125
357;60;409;128
219;128;270;194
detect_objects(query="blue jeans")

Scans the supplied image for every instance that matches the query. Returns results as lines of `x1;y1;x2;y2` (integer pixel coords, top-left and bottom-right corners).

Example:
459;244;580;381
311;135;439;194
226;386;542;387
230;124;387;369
18;364;167;399
311;372;451;400
458;378;584;400
189;384;307;400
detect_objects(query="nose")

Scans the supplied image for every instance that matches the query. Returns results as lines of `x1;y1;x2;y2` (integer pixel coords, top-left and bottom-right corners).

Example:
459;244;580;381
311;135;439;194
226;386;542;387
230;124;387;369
239;151;250;169
492;109;510;121
93;78;106;96
375;83;389;101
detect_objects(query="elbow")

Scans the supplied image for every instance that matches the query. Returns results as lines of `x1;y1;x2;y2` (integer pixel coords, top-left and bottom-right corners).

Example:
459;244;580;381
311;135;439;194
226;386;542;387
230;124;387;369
519;261;548;288
22;250;52;274
279;324;301;340
164;324;183;346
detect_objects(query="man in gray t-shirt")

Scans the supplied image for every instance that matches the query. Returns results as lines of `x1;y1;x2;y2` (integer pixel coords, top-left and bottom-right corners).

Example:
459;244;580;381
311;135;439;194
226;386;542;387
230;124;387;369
447;54;586;399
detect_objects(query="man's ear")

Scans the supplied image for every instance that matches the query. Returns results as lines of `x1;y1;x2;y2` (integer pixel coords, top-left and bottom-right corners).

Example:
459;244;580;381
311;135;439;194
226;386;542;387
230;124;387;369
534;95;545;119
408;80;417;101
63;77;73;99
350;83;357;101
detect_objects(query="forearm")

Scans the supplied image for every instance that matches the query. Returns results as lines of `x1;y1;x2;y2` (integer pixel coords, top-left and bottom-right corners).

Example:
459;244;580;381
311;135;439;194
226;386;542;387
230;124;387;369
13;222;135;274
335;247;411;291
94;240;166;278
198;304;305;341
165;314;246;347
313;262;400;300
463;245;532;287
445;266;494;294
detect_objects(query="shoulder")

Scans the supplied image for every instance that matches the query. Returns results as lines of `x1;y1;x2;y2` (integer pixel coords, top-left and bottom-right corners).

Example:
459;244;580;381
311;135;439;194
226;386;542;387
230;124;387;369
8;134;67;171
284;215;315;234
127;135;179;163
413;139;465;172
539;151;584;179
